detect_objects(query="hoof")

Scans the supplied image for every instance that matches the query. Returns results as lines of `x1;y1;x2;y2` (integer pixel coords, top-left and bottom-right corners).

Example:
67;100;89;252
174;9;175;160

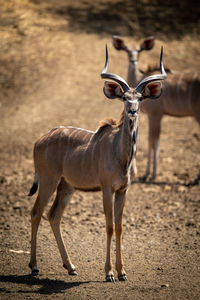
63;264;77;276
68;270;78;276
139;175;148;182
106;274;115;283
149;176;156;182
31;269;39;277
29;263;39;277
118;274;127;281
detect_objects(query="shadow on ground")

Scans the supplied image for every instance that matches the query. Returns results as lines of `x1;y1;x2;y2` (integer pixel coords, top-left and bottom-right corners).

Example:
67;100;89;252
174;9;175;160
36;0;200;38
0;274;98;295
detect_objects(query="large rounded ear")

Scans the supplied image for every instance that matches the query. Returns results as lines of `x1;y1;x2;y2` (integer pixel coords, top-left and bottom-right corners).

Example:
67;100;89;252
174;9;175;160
112;36;126;51
142;81;162;99
140;36;155;51
103;81;123;99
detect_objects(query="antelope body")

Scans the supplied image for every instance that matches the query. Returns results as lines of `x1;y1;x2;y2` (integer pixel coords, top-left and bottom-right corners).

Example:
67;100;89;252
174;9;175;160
28;46;166;282
113;36;200;181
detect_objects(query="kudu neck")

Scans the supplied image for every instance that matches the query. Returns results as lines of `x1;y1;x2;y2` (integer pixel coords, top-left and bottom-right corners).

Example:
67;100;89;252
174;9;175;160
119;111;139;168
127;62;143;88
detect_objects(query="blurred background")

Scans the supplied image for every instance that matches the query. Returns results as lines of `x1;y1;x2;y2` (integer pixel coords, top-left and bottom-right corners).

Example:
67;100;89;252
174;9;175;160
0;0;200;156
0;1;200;298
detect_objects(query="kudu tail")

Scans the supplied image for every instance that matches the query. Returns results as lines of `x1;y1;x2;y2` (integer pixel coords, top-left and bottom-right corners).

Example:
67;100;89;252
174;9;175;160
28;173;38;196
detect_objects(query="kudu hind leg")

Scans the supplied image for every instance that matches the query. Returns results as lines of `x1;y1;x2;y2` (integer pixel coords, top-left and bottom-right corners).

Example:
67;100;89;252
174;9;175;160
114;189;127;281
29;176;59;276
191;112;200;185
143;116;162;181
47;178;76;275
193;111;200;125
151;116;162;180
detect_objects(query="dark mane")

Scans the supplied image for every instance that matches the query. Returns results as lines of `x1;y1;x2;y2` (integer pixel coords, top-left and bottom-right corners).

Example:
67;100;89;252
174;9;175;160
98;118;117;129
96;111;125;135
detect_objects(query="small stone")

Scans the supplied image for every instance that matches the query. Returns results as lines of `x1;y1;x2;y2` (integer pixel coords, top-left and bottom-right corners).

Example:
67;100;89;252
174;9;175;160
178;186;187;192
161;283;169;288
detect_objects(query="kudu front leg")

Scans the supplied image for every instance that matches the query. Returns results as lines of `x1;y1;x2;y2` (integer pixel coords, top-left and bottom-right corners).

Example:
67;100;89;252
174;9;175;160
114;189;127;281
102;188;115;282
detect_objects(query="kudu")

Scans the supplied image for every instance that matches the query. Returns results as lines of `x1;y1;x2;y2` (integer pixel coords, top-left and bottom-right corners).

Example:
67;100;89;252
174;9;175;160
113;35;200;181
28;45;166;282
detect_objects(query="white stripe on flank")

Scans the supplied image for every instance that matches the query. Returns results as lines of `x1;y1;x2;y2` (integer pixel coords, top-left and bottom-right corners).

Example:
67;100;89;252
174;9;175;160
176;73;184;103
34;173;38;184
47;126;95;134
66;126;95;134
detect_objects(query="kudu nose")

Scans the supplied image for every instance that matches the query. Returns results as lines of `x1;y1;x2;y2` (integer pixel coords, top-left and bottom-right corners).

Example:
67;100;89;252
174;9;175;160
130;59;137;64
128;109;137;117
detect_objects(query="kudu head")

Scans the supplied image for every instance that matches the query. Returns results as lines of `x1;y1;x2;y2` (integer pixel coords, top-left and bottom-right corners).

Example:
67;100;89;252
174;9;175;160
112;35;155;65
101;45;166;119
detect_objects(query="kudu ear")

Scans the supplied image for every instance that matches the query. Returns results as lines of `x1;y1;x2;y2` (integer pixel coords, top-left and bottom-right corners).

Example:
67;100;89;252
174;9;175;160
140;36;155;51
103;81;124;99
142;81;162;99
112;36;126;51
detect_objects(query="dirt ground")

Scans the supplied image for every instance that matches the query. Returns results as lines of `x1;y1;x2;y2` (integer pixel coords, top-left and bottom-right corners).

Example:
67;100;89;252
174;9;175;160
0;1;200;299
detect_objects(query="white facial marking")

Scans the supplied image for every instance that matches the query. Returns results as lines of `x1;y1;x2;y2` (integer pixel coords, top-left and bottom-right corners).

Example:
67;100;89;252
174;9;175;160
128;99;138;104
128;112;138;118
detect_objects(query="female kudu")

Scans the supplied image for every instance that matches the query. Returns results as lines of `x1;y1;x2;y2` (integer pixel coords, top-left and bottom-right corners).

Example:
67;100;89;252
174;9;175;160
28;45;166;282
112;35;200;181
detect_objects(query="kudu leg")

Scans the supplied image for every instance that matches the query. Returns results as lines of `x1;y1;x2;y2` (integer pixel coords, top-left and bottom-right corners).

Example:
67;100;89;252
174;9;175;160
114;189;127;281
102;188;115;282
151;116;162;180
29;176;59;276
193;111;200;125
47;178;76;275
142;145;152;181
191;113;200;185
143;116;162;181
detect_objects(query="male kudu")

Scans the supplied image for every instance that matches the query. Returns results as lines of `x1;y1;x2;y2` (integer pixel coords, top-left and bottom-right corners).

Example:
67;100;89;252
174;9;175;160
28;45;166;282
113;36;200;181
